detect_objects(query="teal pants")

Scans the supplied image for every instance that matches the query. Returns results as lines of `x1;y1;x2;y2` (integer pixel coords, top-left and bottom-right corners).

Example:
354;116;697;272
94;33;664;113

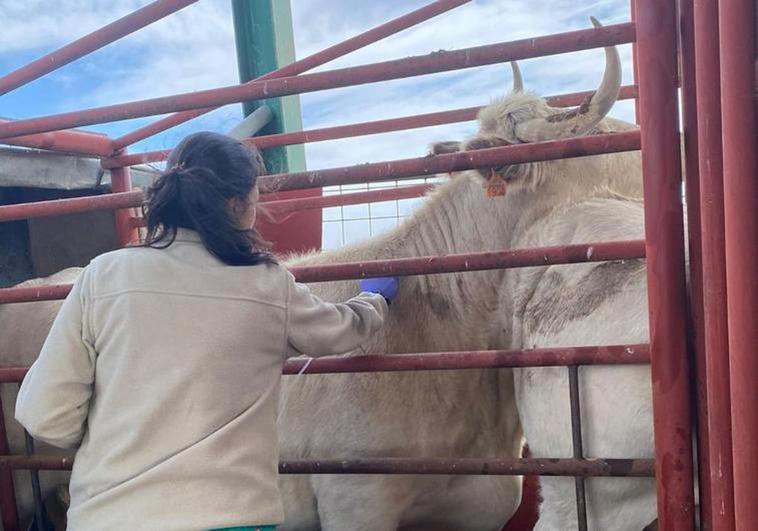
209;527;277;531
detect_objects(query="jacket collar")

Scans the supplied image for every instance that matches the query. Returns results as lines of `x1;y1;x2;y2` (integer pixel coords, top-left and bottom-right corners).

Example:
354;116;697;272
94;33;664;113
173;228;203;243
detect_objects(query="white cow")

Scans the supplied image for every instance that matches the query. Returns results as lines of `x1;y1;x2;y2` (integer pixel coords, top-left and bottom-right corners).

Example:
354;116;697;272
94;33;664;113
438;27;688;529
0;268;80;531
277;20;646;530
1;22;646;530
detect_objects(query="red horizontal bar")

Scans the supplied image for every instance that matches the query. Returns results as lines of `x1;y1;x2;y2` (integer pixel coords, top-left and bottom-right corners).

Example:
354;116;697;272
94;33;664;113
0;0;198;96
0;119;113;157
279;457;655;477
0;344;650;383
263;184;435;213
103;85;639;169
0;191;143;223
547;84;638;107
112;0;472;149
0;24;635;139
258;130;641;192
284;344;650;374
0;455;74;471
0;240;645;304
0;368;26;384
1;132;640;223
0;454;655;477
0;284;73;304
127;184;436;228
290;240;646;282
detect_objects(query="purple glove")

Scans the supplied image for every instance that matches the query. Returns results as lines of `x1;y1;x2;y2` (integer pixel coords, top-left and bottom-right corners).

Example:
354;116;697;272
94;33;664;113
359;277;399;304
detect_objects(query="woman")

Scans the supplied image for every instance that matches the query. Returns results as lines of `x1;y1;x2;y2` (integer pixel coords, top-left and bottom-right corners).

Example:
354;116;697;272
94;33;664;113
16;131;398;531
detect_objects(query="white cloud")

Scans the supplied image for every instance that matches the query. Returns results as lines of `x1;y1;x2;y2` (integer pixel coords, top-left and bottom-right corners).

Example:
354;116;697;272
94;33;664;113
0;1;146;54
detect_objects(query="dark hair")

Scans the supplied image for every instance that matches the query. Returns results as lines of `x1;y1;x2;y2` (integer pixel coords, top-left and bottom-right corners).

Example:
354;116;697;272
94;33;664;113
142;131;275;266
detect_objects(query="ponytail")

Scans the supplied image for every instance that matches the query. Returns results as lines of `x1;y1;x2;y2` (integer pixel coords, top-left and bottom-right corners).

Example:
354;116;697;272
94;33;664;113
141;131;275;266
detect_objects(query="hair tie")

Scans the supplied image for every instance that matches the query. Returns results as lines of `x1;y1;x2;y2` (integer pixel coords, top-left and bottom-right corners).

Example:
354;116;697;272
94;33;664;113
167;162;186;173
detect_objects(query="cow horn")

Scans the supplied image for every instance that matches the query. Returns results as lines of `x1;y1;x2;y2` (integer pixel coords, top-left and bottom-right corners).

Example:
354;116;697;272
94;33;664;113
511;61;523;93
514;16;621;142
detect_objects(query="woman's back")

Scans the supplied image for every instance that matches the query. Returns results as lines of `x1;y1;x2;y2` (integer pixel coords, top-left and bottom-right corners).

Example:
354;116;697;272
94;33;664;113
20;230;293;529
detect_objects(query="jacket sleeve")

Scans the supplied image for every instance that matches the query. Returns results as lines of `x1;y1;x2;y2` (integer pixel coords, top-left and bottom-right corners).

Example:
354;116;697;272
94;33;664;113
284;272;388;358
15;266;97;449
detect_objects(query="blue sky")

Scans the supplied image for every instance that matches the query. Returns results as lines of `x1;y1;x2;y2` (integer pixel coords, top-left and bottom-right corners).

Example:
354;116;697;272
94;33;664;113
0;0;634;248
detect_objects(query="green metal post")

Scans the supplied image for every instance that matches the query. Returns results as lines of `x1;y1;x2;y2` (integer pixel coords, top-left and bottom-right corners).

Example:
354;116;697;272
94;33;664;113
231;0;320;254
231;0;306;174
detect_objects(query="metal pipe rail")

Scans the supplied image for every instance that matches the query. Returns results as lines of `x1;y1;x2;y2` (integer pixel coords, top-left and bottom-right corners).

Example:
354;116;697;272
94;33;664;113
0;191;144;223
693;1;736;527
0;455;655;477
125;184;438;229
259;131;641;193
677;0;712;526
0;240;646;304
0;183;432;225
102;85;639;169
251;184;434;213
0;120;113;157
0;24;635;140
636;1;695;527
0;344;651;384
111;0;473;149
0;131;641;223
719;0;758;526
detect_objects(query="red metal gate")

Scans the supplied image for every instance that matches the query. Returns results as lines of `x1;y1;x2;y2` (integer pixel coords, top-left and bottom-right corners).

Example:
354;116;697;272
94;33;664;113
0;1;755;530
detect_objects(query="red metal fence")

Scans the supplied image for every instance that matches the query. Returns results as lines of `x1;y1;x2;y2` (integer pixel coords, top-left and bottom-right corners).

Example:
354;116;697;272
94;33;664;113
0;0;755;530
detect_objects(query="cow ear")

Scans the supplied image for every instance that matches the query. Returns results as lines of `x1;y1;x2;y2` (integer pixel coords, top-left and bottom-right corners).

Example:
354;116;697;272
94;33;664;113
428;141;462;155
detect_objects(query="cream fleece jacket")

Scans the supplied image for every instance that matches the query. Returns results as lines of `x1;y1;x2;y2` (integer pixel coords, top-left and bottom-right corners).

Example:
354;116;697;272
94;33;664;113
15;229;387;530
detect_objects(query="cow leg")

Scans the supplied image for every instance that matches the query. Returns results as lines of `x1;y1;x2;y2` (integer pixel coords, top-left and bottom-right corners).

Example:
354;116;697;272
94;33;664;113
311;475;414;531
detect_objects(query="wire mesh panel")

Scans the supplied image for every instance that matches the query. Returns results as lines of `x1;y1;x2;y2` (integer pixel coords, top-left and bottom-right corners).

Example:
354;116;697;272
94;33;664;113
322;177;443;249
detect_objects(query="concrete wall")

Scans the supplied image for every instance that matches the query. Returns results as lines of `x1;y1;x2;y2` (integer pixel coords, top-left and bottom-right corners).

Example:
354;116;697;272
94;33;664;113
0;188;118;287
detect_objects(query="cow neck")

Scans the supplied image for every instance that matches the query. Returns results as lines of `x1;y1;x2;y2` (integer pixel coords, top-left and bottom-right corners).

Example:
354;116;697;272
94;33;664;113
387;175;516;329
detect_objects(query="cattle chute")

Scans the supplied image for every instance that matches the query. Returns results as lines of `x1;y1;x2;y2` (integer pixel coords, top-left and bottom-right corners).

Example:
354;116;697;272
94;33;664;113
0;1;755;530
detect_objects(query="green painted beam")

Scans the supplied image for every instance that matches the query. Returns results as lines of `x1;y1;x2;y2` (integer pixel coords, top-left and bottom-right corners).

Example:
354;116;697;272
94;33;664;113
231;0;306;173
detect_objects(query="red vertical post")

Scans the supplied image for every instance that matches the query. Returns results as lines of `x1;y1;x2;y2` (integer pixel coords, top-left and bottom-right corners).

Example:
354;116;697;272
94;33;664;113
110;153;140;247
677;0;712;526
719;0;758;528
693;1;736;528
0;395;21;531
630;0;641;123
636;1;696;529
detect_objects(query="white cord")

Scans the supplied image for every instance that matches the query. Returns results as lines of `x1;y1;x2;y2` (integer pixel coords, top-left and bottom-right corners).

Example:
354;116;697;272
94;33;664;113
297;357;314;376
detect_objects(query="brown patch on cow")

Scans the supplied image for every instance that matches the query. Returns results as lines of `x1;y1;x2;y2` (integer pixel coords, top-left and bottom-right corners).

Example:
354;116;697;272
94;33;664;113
577;93;594;114
524;260;645;335
545;109;577;123
464;135;509;151
407;284;454;318
427;291;452;317
430;141;462;155
544;94;595;124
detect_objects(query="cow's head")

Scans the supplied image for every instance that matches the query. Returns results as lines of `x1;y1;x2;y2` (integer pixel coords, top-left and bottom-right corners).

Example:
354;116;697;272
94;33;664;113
430;17;622;196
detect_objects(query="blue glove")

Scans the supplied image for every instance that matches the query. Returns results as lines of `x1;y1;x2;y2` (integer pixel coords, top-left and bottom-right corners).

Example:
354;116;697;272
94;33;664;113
359;277;399;304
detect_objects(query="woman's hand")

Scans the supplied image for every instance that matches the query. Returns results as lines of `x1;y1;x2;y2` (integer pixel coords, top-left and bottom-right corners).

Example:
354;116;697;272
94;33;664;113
359;277;399;304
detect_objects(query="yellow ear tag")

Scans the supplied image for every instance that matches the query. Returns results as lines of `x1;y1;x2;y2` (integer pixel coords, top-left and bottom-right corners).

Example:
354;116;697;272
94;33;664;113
485;169;507;197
